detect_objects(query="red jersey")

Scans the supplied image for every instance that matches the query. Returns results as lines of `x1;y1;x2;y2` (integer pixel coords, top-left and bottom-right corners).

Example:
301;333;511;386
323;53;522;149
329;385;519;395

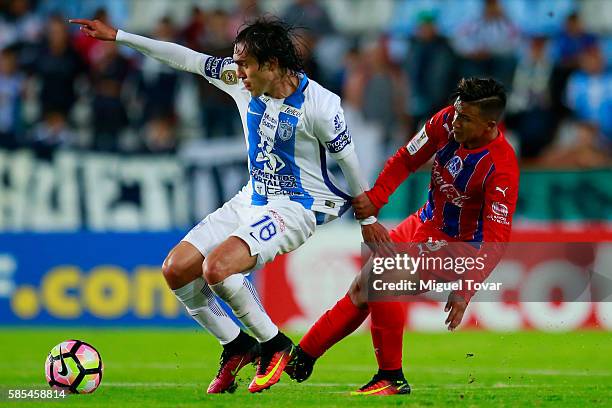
368;105;519;244
366;105;520;301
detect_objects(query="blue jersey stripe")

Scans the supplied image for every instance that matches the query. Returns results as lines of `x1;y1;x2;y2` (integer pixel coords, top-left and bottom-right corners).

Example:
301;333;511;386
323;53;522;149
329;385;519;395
318;145;352;201
424;187;434;220
482;163;495;189
247;97;268;205
472;205;485;242
276;75;314;208
441;202;461;237
454;150;489;192
436;139;460;167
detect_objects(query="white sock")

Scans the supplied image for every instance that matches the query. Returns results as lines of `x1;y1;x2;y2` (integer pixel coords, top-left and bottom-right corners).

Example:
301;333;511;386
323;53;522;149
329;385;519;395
173;277;240;345
210;274;278;343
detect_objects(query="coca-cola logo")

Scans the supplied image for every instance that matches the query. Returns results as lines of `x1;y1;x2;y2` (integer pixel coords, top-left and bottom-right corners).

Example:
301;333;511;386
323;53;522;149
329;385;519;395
432;163;468;207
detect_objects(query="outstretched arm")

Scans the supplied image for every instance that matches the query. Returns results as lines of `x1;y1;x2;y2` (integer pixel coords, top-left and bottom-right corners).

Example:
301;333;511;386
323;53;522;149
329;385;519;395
336;151;393;251
357;107;453;218
69;18;206;76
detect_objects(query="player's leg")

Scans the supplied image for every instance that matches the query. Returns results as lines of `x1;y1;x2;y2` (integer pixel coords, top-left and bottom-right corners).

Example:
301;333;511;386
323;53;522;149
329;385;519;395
352;301;410;396
164;242;259;394
352;214;423;396
204;201;316;393
287;258;372;382
163;241;241;345
168;191;261;394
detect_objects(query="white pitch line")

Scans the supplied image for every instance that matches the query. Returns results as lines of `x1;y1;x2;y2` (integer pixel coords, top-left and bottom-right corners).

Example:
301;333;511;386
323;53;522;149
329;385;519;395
323;365;612;377
10;361;612;377
102;382;359;388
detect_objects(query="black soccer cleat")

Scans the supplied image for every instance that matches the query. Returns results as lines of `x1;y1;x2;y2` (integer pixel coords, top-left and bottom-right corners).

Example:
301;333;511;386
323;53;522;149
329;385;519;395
284;345;317;382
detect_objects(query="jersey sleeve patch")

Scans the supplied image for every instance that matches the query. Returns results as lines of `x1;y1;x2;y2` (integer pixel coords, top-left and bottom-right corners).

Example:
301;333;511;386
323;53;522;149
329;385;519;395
406;126;429;155
325;128;351;153
204;56;234;79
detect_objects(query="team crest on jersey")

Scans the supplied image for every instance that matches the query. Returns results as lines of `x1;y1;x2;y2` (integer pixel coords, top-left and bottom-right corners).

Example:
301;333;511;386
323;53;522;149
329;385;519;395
221;70;237;85
445;155;463;178
277;121;294;141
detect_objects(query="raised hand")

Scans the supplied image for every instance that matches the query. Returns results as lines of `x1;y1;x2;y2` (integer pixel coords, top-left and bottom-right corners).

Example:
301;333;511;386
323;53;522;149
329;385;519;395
69;19;118;41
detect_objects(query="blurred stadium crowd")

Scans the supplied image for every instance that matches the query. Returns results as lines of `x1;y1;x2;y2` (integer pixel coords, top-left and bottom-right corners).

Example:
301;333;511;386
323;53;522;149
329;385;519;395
0;0;610;167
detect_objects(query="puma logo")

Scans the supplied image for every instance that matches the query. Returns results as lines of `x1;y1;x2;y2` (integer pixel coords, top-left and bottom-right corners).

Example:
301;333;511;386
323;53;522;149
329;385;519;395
495;186;508;197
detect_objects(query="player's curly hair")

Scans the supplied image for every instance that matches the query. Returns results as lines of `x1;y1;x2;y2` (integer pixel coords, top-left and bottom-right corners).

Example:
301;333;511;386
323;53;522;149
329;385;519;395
234;17;304;74
451;77;507;121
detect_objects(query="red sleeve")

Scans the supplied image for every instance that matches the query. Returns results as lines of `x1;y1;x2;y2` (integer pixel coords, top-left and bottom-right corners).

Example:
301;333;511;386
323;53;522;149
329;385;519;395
366;107;452;208
455;160;519;303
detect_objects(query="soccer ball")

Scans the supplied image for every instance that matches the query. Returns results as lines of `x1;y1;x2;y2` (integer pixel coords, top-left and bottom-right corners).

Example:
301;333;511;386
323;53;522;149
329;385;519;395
45;340;103;394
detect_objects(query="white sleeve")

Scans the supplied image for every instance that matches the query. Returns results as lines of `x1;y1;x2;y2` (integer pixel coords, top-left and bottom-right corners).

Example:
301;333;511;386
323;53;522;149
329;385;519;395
116;30;242;95
336;150;369;197
313;94;355;161
337;149;377;225
116;29;206;75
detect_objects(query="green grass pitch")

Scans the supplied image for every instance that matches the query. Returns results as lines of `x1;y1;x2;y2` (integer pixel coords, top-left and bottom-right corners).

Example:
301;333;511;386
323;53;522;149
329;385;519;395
2;328;611;407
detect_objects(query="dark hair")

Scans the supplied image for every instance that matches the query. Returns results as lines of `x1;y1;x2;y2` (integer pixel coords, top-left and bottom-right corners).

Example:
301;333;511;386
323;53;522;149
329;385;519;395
233;17;304;73
451;77;506;121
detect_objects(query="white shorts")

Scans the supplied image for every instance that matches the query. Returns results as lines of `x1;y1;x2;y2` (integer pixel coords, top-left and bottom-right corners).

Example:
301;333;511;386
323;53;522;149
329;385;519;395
183;188;317;268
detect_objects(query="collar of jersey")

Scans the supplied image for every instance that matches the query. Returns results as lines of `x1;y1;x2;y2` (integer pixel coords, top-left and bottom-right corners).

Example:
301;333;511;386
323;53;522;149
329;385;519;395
263;72;309;102
459;129;505;154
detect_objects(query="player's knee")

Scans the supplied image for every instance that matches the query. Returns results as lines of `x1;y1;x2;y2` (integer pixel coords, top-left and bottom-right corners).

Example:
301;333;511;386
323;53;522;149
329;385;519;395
202;254;232;285
348;280;367;309
162;254;189;287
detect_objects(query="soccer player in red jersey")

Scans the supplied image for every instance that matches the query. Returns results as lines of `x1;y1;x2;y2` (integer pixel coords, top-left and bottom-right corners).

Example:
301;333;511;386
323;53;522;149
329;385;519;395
284;77;519;395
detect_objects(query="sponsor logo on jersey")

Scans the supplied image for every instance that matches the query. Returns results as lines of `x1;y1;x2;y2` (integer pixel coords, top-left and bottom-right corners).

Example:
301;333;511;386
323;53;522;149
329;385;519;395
281;105;303;119
333;114;345;133
432;163;469;207
221;70;237;85
440;184;468;207
277;121;294;141
491;202;509;217
325;129;351;153
407;126;428;155
487;214;510;225
262;112;278;130
204;57;233;79
445;155;463;178
255;140;285;173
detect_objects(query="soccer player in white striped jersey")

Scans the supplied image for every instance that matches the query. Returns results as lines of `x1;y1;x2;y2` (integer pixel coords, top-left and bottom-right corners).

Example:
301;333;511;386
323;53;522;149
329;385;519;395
70;17;391;393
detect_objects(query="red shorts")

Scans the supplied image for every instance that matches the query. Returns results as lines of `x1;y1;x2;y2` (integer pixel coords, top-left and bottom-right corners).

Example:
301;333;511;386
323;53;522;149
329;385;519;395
389;212;454;244
388;212;473;285
389;212;422;243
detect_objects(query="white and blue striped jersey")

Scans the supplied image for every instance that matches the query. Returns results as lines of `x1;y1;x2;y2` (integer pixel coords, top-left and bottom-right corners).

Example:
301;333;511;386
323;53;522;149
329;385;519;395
200;56;354;223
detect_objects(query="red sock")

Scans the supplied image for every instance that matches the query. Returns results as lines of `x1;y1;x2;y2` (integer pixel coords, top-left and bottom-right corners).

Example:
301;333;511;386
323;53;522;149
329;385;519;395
369;301;407;370
299;294;369;358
